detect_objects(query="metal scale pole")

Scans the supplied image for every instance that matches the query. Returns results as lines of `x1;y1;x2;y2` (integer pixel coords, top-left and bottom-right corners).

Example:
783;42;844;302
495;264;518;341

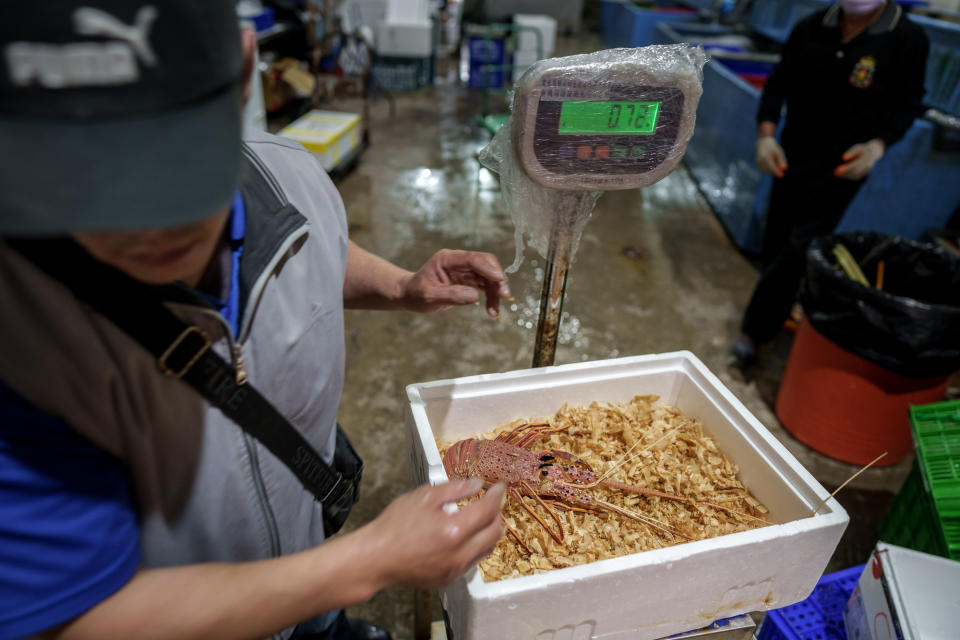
531;192;591;368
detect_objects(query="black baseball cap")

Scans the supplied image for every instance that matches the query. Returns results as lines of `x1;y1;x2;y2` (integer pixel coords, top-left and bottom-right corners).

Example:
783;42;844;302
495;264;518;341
0;1;244;234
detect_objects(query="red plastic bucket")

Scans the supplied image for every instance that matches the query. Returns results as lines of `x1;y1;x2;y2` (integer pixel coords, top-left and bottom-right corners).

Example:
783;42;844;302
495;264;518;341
775;320;952;466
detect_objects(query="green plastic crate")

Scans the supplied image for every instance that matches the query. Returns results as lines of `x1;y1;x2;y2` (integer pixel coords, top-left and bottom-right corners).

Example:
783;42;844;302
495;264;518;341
879;460;955;559
879;399;960;561
910;400;960;518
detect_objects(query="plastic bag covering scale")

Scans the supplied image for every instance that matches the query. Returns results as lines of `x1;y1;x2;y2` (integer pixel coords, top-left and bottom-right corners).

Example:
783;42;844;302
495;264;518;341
479;45;707;272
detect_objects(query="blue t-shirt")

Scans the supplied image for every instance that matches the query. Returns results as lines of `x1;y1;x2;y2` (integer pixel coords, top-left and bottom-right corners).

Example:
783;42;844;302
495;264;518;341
0;379;140;639
0;194;246;637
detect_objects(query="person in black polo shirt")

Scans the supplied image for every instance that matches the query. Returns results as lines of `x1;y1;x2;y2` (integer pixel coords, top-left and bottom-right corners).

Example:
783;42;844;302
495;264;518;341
731;0;929;367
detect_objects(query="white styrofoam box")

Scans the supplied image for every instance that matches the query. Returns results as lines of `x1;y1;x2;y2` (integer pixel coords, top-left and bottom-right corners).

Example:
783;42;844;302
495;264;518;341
405;352;849;640
845;542;960;640
515;13;556;57
386;0;428;23
340;0;388;34
277;110;361;171
512;50;541;83
375;19;432;57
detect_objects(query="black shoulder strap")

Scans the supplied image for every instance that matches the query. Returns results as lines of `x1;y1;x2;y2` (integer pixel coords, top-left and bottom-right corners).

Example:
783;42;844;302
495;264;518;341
9;237;348;507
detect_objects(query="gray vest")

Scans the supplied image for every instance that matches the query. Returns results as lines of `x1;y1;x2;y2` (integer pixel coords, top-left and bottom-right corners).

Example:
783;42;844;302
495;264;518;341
0;130;348;587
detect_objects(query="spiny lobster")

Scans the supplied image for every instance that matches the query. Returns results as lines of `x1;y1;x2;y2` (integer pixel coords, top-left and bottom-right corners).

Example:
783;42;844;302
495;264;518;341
442;422;770;553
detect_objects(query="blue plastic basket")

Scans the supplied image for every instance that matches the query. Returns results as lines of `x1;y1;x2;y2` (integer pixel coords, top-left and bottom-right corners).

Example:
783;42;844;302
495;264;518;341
757;565;865;640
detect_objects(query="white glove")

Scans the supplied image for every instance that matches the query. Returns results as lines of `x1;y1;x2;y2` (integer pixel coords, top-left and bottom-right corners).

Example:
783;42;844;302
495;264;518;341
835;139;885;181
756;136;788;178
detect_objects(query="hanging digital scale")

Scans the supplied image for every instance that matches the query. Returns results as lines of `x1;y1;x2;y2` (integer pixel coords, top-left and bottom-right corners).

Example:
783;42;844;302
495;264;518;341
512;52;701;191
505;48;704;366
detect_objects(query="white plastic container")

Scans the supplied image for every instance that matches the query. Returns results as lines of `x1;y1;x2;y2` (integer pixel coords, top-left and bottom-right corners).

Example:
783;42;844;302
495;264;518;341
405;352;849;640
515;13;556;58
375;19;432;57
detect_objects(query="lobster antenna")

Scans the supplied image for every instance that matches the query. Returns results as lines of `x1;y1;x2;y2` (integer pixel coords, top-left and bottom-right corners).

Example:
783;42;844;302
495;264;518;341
593;425;683;485
811;451;888;515
598;478;774;526
596;498;691;540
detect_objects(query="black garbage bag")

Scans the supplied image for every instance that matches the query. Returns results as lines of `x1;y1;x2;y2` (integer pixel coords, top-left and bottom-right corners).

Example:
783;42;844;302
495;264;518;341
801;232;960;378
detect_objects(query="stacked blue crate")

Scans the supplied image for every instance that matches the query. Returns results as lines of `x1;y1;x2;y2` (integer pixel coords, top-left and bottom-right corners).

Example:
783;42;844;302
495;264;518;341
757;565;865;640
750;0;831;43
655;21;769;252
910;14;960;118
599;1;698;48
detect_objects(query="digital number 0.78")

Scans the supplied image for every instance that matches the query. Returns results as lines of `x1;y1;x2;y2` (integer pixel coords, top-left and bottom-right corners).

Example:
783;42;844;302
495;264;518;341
608;103;651;130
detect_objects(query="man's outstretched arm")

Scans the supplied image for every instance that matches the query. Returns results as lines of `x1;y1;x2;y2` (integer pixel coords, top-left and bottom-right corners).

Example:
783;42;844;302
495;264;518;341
343;240;512;318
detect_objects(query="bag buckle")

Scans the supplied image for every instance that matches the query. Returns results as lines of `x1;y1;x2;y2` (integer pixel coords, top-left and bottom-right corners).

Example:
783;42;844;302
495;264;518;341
158;326;211;378
319;473;344;503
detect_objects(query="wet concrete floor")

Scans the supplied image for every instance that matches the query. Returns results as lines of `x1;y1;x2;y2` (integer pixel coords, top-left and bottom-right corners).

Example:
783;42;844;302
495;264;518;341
303;32;941;640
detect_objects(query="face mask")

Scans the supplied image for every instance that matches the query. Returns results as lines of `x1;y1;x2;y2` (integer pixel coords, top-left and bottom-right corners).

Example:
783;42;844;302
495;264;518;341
840;0;885;15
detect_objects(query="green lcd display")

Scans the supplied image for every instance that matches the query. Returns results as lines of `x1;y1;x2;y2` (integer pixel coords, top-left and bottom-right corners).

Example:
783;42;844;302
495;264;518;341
558;101;660;135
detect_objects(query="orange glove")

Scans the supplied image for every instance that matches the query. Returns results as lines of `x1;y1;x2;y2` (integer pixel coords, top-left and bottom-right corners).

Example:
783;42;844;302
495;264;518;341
834;139;884;181
756;136;788;178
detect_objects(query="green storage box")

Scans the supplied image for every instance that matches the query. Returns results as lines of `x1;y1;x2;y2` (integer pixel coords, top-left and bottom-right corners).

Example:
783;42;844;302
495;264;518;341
878;399;960;560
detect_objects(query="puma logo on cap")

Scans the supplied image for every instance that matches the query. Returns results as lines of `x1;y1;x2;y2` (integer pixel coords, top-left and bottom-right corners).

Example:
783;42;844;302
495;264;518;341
6;5;158;88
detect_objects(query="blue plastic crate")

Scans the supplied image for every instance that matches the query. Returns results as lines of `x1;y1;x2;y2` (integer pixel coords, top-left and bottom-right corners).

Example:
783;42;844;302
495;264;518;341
757;565;865;640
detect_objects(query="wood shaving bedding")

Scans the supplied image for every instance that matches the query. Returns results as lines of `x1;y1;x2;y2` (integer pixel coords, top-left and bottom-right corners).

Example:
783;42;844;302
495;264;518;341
437;395;771;582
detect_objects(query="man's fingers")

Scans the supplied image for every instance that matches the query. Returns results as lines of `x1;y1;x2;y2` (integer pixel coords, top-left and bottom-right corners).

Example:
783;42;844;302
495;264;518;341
453;483;506;532
455;251;512;299
482;279;502;318
459;516;506;573
450;484;506;544
431;478;485;506
463;252;507;284
424;284;479;307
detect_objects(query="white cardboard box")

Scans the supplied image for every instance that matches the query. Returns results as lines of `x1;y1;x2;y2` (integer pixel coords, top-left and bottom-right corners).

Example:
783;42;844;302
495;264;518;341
405;352;849;640
386;0;428;22
515;13;556;58
844;542;960;640
512;50;541;84
339;0;388;34
375;19;432;57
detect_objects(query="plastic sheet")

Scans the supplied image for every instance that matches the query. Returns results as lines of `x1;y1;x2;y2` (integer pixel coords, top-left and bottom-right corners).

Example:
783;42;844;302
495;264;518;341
480;45;706;271
801;232;960;378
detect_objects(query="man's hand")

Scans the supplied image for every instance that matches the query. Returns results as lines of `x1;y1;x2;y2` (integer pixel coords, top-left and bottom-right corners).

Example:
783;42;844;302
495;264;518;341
756;136;788;178
362;479;506;589
44;479;507;640
834;139;884;181
400;249;511;317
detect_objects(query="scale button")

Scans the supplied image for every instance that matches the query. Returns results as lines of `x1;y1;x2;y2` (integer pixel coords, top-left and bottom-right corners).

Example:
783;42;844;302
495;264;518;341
612;145;629;158
595;145;610;159
577;146;592;159
630;146;646;158
558;146;575;158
